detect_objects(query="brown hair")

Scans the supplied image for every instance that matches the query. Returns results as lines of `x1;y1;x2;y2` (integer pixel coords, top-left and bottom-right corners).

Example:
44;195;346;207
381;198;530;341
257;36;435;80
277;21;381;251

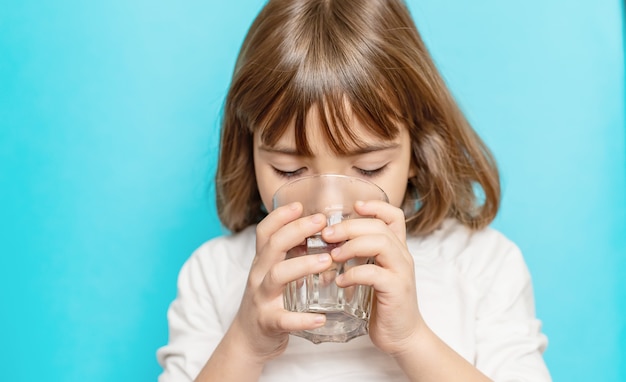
216;0;500;235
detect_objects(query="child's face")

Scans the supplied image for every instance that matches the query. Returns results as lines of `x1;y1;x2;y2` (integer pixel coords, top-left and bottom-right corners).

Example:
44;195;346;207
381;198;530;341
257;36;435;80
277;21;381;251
253;109;414;211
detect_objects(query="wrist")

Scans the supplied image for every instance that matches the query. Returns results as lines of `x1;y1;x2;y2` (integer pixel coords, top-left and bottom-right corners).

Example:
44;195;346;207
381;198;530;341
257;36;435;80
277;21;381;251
231;314;289;365
389;319;432;361
227;317;273;366
196;319;267;382
390;323;492;382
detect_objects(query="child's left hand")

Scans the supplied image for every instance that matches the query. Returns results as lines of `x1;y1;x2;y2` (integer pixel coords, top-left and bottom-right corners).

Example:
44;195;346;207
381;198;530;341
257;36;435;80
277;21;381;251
321;199;425;356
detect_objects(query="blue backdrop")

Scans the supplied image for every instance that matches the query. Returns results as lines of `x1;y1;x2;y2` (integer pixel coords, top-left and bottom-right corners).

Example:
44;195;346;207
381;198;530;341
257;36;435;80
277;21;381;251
0;0;624;380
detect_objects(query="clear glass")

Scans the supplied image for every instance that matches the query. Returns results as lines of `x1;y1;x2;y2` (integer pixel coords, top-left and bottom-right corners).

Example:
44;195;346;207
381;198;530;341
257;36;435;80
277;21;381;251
272;174;388;344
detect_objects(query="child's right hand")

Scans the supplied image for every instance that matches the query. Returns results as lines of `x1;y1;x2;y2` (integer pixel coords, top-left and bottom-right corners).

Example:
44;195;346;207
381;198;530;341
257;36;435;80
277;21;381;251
229;202;331;363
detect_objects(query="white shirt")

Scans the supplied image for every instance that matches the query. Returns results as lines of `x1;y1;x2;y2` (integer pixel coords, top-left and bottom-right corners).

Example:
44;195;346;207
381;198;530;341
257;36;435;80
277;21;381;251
157;219;551;381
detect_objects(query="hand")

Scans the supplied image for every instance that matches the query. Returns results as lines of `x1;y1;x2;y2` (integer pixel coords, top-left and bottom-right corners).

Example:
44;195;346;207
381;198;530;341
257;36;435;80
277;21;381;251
231;202;332;363
321;200;426;355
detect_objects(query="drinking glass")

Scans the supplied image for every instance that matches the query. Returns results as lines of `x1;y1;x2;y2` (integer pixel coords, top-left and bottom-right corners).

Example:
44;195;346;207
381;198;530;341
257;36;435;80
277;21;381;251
272;174;388;343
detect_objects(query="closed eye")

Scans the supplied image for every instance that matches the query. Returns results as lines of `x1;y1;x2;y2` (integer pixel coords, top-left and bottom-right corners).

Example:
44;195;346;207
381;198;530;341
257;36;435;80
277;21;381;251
354;165;388;177
272;166;306;179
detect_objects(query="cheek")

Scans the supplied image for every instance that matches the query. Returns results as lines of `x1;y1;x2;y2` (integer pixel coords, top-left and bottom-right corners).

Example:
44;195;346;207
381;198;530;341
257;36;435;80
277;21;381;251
253;164;273;212
254;169;285;212
374;164;412;208
378;180;409;209
255;177;275;212
386;189;408;209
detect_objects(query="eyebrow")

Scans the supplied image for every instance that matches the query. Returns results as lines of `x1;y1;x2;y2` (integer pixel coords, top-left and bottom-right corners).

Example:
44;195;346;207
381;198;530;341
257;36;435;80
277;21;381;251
258;142;400;156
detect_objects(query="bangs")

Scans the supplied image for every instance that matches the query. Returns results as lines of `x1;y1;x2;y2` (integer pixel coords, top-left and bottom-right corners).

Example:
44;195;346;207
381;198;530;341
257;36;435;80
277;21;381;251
256;78;404;155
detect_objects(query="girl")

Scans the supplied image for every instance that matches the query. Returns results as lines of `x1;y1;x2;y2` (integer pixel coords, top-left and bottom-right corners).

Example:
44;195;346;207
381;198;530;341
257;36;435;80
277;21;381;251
158;0;551;381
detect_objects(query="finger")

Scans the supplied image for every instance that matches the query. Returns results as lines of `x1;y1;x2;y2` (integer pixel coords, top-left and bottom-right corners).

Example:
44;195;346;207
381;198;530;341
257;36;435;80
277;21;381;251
321;217;390;244
254;213;328;273
266;310;327;333
353;200;407;241
335;263;398;294
260;253;333;296
329;235;411;269
256;202;303;249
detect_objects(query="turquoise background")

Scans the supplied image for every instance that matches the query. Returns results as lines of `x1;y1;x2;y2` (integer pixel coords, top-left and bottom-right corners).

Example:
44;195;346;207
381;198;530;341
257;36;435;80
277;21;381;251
0;0;624;380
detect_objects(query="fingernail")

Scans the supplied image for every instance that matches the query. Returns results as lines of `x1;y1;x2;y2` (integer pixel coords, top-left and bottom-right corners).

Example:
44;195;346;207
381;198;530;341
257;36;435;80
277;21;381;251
289;202;299;210
317;253;330;262
330;247;341;258
313;315;326;324
311;214;323;224
323;226;334;235
335;274;344;284
355;200;365;207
